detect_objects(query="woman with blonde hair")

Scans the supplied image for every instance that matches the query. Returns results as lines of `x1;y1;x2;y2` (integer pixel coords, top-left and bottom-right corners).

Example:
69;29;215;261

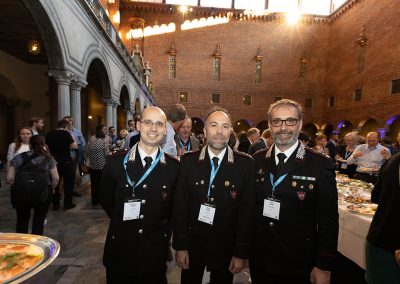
313;134;330;157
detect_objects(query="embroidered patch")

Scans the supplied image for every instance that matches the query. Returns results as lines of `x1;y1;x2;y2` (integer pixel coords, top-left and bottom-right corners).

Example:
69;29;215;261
297;191;306;201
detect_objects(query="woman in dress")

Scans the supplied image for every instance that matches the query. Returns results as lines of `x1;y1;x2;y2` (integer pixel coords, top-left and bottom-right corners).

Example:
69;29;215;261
6;135;59;235
86;125;110;206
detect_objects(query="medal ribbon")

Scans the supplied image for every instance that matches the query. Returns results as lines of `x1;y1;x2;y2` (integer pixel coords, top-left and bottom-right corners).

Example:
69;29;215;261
123;149;164;192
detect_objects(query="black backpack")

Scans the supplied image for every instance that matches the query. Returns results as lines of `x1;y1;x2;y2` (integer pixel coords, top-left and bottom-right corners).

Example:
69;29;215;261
14;153;49;204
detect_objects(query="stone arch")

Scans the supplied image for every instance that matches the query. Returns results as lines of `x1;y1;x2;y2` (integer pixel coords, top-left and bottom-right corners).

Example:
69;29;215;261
302;122;319;140
337;120;354;138
233;119;251;133
21;0;65;69
191;117;204;134
384;115;400;141
357;118;379;137
82;58;112;136
117;85;130;130
256;120;269;132
321;123;334;137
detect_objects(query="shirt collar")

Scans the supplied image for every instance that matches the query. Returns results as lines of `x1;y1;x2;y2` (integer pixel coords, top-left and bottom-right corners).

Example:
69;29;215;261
137;144;159;166
207;146;227;166
274;140;299;163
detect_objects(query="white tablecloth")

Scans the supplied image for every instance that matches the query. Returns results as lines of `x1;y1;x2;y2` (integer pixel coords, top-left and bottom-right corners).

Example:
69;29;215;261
338;205;373;269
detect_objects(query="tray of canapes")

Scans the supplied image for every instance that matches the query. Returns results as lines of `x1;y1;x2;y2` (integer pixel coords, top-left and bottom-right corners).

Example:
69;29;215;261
344;195;371;204
0;233;60;283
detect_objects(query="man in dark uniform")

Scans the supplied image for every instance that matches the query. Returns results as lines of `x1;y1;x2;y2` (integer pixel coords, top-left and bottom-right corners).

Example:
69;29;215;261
250;99;338;284
100;106;180;284
173;107;255;284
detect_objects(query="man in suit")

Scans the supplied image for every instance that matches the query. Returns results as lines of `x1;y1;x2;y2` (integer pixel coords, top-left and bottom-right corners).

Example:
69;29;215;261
173;107;255;284
175;116;200;157
99;106;180;283
248;128;274;156
250;99;338;284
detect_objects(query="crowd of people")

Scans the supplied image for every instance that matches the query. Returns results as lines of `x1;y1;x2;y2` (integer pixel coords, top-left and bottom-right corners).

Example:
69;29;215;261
1;100;399;283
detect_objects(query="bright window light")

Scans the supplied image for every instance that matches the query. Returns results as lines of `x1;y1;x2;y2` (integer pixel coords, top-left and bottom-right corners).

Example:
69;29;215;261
268;0;298;13
201;0;231;9
332;0;347;11
301;0;330;15
235;0;265;11
166;0;197;5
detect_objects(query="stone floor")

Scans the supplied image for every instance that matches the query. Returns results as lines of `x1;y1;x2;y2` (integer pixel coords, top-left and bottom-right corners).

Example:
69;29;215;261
0;171;251;284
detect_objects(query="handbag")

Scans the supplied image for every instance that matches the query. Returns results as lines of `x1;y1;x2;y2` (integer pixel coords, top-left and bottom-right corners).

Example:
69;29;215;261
81;161;91;175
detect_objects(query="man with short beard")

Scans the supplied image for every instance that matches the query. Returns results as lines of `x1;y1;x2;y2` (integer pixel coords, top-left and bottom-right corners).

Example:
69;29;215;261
250;99;338;284
173;107;255;284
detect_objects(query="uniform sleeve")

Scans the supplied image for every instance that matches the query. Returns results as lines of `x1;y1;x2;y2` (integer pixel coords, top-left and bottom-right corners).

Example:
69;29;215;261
315;158;339;271
172;158;190;250
99;157;117;218
233;158;256;259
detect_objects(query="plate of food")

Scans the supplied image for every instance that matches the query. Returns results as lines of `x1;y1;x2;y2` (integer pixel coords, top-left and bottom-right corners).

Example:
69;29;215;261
0;233;60;283
347;203;378;217
344;195;371;204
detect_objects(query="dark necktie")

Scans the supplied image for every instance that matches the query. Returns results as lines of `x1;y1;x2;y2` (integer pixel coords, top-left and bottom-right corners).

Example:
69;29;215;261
277;153;287;173
144;156;153;171
212;157;219;169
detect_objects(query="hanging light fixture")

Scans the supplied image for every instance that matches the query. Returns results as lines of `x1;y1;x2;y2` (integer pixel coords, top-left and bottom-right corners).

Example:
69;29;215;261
28;40;41;55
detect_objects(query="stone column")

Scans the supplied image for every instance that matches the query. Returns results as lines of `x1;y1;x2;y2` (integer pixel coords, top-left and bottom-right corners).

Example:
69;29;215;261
112;102;118;130
104;100;113;129
49;70;73;119
70;77;88;131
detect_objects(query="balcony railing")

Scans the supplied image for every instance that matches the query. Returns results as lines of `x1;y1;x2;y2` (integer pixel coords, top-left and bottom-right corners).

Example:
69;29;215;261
80;0;154;104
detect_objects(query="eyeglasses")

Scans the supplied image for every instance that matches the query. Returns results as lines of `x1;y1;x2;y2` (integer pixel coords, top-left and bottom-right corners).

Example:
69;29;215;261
270;118;299;127
141;120;165;128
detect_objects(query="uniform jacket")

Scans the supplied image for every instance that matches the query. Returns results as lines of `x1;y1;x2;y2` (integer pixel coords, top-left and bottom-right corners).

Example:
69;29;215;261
174;135;200;153
173;146;255;270
250;142;338;278
99;143;179;275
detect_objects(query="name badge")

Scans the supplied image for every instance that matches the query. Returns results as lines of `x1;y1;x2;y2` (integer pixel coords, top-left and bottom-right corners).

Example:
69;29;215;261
263;198;280;220
198;203;216;225
341;163;347;169
123;200;141;221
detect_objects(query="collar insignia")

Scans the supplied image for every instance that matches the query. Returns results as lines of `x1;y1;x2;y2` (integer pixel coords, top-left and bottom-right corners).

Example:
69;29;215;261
128;143;166;164
199;145;234;163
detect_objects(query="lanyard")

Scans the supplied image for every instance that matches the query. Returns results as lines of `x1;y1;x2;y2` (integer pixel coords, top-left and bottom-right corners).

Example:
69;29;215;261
179;139;191;151
123;150;163;193
207;158;221;198
344;151;352;159
269;173;288;194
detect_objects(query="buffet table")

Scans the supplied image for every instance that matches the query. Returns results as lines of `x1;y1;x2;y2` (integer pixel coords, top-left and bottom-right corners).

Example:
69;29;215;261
338;205;372;269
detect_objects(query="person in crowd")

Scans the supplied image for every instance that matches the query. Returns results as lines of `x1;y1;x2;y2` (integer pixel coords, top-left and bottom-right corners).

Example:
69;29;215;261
173;107;255;284
29;117;45;136
298;131;311;146
124;118;140;149
99;106;180;283
64;116;86;196
115;129;129;150
86;125;110;206
237;131;249;153
175;116;200;157
46;119;78;211
392;132;400;152
161;103;187;157
228;129;238;150
7;127;32;169
381;136;399;155
238;127;260;153
326;131;340;159
313;134;330;157
365;151;400;284
250;99;338;284
248;128;273;155
335;132;359;178
6;135;59;235
347;132;391;184
108;126;117;148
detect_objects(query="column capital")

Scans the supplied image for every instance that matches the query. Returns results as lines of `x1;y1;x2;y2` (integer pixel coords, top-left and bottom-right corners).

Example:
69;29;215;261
102;98;118;106
70;77;88;90
48;70;74;85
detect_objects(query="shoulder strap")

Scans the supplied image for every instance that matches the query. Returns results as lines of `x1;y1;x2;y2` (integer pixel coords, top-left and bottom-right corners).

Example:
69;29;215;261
19;152;39;170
